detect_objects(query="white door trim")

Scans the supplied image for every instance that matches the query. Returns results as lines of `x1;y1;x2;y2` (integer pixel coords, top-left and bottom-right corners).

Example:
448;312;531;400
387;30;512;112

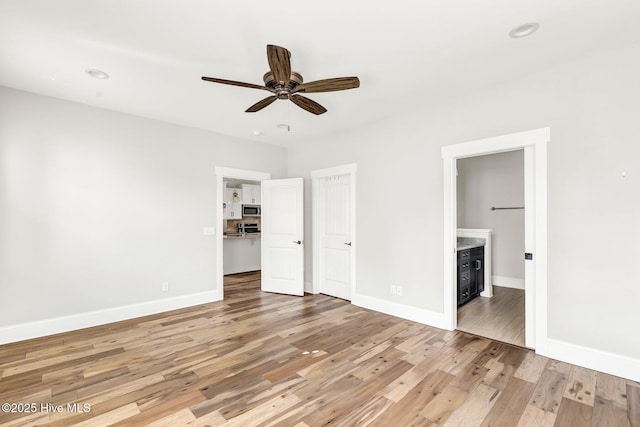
311;163;357;298
215;167;271;300
441;127;548;352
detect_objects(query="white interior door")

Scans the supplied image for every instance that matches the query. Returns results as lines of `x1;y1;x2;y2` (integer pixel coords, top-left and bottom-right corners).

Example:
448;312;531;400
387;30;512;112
261;178;304;296
319;174;352;300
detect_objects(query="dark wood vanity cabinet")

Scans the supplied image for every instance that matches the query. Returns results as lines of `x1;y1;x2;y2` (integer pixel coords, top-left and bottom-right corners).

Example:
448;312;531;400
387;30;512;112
457;249;471;306
457;246;484;307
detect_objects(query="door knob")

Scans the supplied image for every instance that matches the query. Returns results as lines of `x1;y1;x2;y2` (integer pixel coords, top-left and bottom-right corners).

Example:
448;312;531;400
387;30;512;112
344;242;352;246
292;240;303;245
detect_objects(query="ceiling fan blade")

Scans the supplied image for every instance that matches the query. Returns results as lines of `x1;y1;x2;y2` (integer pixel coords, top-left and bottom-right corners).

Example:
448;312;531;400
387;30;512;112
290;94;327;115
266;45;291;86
201;76;269;91
245;96;278;113
293;77;360;93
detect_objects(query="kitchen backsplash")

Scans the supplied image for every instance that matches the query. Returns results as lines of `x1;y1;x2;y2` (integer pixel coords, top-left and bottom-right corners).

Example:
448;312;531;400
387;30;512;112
226;217;261;234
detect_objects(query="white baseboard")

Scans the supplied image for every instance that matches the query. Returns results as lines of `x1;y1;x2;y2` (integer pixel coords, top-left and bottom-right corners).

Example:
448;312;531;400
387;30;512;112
0;291;220;345
352;293;449;330
543;338;640;383
492;275;525;290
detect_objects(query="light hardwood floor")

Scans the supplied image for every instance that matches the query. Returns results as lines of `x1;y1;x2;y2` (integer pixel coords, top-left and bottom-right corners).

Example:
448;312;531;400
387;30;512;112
0;271;638;426
457;286;525;347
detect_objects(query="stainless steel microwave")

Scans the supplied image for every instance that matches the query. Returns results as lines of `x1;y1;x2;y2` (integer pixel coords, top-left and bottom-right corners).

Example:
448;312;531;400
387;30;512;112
242;205;260;217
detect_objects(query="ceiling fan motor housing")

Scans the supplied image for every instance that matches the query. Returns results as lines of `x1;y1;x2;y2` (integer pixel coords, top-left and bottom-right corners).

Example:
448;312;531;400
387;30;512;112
263;71;303;99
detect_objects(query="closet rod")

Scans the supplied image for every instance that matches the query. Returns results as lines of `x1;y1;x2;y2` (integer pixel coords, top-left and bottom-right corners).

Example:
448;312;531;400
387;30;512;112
491;206;524;210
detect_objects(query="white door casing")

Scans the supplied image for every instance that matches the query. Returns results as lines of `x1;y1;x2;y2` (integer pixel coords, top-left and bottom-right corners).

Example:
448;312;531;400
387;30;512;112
441;127;548;351
523;145;536;348
261;178;304;296
312;164;357;300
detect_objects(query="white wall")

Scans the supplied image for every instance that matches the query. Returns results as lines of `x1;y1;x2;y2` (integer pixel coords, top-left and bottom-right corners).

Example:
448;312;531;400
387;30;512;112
288;41;640;361
0;87;286;329
457;151;524;286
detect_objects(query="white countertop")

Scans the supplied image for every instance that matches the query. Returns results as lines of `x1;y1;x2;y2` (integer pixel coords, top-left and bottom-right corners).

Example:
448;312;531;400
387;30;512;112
224;233;261;239
457;237;485;250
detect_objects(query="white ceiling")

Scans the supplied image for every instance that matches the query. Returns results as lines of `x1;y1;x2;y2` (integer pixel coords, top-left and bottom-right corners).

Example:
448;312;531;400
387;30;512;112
1;0;639;147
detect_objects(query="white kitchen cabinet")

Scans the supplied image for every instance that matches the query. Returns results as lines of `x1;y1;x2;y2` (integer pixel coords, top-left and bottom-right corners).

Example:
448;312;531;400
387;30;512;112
223;237;261;274
242;184;260;205
223;202;242;219
225;187;243;203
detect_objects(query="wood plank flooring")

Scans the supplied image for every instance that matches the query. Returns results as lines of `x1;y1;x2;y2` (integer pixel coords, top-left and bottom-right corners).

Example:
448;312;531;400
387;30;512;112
1;271;638;426
457;286;525;347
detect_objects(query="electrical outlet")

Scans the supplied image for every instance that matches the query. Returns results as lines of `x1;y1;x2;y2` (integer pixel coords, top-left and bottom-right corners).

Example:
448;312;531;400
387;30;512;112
390;285;397;295
162;282;169;292
396;286;403;297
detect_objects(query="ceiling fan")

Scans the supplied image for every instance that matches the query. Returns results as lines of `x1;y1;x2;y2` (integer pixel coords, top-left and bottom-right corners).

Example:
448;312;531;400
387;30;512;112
201;45;360;115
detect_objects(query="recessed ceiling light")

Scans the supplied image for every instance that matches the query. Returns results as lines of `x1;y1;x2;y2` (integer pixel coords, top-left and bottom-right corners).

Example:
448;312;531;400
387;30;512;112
85;69;110;79
253;130;262;136
509;23;539;39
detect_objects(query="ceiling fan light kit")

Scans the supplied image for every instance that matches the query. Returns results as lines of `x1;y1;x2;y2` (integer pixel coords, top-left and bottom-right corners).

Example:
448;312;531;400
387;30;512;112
201;45;360;115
